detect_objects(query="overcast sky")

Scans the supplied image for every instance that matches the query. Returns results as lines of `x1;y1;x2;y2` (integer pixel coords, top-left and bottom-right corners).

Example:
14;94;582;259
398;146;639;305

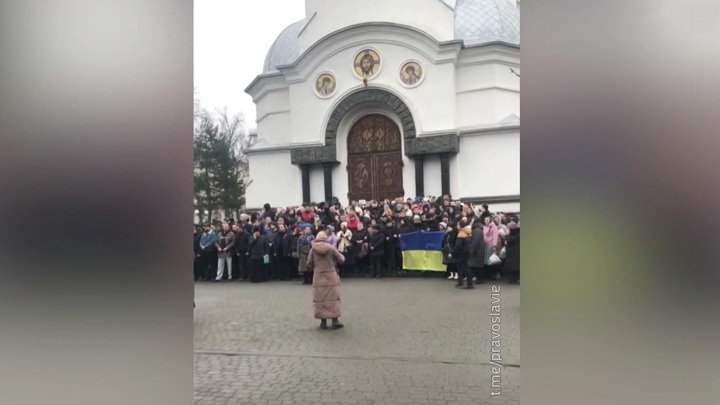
194;0;305;130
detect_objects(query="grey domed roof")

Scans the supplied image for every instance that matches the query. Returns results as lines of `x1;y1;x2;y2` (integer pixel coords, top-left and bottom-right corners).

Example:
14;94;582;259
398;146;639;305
455;0;520;45
262;1;518;73
263;19;305;73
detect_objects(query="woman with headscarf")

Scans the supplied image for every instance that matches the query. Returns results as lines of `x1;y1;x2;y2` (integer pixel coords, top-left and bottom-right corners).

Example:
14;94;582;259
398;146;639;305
346;212;359;230
301;206;313;223
307;231;346;330
248;227;269;283
297;227;315;284
336;222;353;275
325;225;338;248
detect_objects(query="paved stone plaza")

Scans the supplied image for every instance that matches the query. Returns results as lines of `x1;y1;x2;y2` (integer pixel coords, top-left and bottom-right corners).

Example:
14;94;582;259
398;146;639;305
194;277;519;405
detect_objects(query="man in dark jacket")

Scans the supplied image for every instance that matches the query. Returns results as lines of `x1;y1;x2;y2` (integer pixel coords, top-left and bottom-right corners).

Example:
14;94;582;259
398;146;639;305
369;225;386;278
233;224;250;281
450;221;473;289
215;222;235;281
199;224;217;281
248;227;269;282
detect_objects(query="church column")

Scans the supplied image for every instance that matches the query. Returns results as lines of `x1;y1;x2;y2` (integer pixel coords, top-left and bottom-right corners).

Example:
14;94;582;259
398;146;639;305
414;155;424;197
440;153;450;196
323;162;333;203
300;164;311;204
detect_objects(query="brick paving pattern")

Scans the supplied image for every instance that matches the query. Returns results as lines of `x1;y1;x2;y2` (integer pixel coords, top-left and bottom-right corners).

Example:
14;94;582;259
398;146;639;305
194;277;519;404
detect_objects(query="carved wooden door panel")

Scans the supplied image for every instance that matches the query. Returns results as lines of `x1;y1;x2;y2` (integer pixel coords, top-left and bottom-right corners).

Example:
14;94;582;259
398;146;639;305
347;114;404;202
374;152;404;201
347;155;374;201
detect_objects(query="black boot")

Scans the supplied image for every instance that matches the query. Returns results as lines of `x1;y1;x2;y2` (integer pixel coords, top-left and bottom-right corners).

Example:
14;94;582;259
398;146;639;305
320;319;328;330
331;318;344;329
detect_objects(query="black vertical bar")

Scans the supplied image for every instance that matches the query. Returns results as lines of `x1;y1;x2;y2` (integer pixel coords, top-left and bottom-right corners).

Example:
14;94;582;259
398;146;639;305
323;162;333;203
440;153;450;196
414;155;424;197
301;164;311;204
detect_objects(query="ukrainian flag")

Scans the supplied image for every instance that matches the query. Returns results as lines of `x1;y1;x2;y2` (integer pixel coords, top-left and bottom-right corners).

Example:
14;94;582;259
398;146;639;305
400;231;446;272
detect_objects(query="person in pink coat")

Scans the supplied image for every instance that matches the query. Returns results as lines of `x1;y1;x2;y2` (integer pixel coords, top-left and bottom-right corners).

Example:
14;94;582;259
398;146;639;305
307;231;346;330
482;216;499;279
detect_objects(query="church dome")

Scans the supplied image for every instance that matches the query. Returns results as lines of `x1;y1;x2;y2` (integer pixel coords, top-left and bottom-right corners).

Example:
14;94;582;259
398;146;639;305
455;0;520;45
262;1;519;73
263;19;305;73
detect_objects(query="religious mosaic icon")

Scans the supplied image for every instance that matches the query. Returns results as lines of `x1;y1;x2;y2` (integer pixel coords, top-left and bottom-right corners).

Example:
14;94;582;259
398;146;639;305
399;60;424;87
314;72;337;98
353;49;381;80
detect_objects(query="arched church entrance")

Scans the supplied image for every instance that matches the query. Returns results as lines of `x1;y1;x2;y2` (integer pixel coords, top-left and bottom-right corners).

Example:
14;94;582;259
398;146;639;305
347;114;404;202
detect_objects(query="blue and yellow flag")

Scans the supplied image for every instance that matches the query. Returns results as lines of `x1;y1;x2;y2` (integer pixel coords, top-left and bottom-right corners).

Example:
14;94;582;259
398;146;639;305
400;231;446;272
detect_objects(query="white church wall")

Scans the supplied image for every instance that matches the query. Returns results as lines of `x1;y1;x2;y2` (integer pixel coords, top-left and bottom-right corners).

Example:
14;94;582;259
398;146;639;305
492;89;521;121
455;131;520;199
256;88;290;116
301;0;455;53
424;156;442;197
456;91;499;127
256;112;293;145
288;40;457;146
246;151;300;208
456;62;520;127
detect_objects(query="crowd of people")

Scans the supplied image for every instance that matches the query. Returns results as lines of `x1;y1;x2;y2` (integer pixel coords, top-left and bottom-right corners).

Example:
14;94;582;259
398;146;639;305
193;195;520;287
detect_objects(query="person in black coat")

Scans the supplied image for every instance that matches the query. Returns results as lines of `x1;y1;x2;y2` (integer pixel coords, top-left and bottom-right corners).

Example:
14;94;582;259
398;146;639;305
467;220;487;284
351;222;369;276
383;220;400;274
248;228;269;282
233;224;250;281
276;224;294;280
442;224;458;280
369;225;386;278
450;221;473;289
261;203;276;222
504;224;520;283
265;224;279;280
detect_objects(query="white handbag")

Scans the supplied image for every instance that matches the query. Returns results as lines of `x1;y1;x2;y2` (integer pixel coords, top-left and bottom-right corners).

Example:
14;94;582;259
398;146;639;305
498;247;507;259
488;253;502;265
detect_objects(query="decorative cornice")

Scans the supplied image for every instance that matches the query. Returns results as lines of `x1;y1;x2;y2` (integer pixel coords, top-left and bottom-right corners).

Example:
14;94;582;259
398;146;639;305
278;22;462;83
256;110;291;124
405;134;460;156
245;73;288;101
458;195;521;205
456;85;519;95
459;123;520;136
290;145;337;165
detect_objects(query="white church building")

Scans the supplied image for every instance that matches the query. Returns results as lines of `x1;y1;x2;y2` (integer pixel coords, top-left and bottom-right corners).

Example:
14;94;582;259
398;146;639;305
245;0;520;212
